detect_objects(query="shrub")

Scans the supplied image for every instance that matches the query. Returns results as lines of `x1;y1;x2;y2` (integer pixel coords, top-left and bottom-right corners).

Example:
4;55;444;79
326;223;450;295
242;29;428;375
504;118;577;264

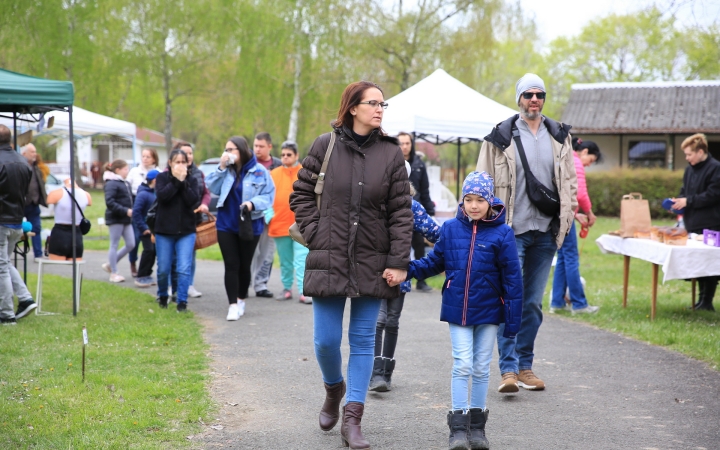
585;168;684;218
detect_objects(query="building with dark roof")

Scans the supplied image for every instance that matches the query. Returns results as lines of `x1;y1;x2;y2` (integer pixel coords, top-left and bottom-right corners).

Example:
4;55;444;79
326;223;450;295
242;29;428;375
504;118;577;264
561;81;720;171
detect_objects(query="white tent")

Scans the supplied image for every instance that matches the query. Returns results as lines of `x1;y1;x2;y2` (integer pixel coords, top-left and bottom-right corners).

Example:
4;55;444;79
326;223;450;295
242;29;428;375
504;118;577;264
0;105;138;161
382;69;516;203
382;69;516;142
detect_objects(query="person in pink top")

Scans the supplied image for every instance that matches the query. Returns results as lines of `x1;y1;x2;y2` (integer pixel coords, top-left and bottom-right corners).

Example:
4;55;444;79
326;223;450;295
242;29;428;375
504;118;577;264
550;138;602;314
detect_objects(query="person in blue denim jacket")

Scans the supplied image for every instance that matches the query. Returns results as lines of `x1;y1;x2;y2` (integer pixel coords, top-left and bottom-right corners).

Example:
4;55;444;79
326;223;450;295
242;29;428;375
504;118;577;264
370;161;440;393
397;171;523;450
205;136;275;321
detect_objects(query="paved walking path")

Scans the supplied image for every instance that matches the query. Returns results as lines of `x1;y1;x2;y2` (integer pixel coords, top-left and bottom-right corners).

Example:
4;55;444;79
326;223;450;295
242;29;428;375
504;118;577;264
29;250;720;449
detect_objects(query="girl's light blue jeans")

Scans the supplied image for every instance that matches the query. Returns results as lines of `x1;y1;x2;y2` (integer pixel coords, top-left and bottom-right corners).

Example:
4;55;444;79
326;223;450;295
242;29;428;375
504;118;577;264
313;296;382;404
449;323;498;410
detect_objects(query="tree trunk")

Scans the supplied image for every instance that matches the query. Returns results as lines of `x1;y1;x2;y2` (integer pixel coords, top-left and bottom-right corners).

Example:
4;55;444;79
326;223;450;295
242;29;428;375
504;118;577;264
287;46;302;142
162;68;173;153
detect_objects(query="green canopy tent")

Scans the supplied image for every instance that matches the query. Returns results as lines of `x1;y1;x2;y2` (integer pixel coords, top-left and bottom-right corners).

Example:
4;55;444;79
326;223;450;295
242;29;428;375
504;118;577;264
0;68;80;316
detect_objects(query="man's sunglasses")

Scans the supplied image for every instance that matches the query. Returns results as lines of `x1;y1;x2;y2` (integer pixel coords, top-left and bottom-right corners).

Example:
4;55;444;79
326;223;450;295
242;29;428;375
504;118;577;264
522;92;546;100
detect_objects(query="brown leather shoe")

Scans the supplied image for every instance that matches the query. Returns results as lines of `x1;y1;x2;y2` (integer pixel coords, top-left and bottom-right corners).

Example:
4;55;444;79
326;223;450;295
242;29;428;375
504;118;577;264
340;402;370;449
319;381;345;431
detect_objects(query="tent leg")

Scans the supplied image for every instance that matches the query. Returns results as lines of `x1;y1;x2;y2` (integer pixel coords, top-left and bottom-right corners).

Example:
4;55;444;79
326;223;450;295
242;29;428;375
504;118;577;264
69;105;77;317
13;113;17;150
456;139;461;201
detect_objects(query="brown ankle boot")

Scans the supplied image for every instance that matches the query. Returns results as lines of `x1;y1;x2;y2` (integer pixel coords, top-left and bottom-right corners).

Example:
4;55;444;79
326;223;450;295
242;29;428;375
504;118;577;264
340;402;370;449
319;381;345;431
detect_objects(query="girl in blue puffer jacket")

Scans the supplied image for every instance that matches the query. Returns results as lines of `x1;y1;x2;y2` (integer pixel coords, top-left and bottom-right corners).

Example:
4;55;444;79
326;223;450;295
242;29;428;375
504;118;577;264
403;171;523;450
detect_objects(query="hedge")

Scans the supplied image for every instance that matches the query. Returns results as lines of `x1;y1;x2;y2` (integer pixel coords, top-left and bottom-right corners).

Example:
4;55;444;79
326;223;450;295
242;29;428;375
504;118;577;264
585;168;684;218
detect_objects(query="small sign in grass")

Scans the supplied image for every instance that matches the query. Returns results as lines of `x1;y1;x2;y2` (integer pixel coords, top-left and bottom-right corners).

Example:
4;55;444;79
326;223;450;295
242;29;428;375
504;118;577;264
0;273;214;448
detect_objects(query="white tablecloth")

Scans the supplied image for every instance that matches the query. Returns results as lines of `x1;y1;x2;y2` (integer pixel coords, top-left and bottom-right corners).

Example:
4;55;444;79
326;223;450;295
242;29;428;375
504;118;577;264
595;235;720;283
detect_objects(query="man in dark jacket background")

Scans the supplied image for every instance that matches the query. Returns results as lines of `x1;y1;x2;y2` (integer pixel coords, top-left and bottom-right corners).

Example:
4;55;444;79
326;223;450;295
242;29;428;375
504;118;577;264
0;125;32;324
21;143;47;261
398;132;435;292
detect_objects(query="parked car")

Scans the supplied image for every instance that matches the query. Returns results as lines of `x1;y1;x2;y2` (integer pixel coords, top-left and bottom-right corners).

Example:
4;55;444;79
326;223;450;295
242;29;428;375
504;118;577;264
198;157;220;214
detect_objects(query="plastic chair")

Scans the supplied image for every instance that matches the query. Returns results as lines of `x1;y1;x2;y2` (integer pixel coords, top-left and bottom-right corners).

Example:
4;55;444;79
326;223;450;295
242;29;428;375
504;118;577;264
36;259;85;315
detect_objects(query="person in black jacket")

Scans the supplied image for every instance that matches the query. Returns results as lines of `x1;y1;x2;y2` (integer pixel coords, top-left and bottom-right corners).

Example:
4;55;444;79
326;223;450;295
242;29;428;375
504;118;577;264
671;133;720;311
102;159;135;283
154;148;200;312
398;131;435;292
0;125;33;324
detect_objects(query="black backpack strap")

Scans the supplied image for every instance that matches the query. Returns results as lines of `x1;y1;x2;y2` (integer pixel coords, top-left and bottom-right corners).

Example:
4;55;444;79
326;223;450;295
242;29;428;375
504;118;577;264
64;188;87;220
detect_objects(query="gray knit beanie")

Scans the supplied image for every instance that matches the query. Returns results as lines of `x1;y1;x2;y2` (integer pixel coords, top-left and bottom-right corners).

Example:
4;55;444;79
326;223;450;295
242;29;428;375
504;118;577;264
515;73;546;104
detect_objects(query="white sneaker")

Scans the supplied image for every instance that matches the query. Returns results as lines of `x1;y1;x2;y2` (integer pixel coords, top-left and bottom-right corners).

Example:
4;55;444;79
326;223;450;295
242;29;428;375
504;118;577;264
572;305;600;315
237;299;246;317
187;286;202;298
226;303;241;321
109;273;125;283
548;304;570;314
101;263;111;273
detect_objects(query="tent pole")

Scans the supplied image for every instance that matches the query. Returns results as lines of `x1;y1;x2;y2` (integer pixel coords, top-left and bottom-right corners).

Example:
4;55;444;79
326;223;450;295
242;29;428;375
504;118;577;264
13;112;17;150
456;139;461;201
69;105;77;317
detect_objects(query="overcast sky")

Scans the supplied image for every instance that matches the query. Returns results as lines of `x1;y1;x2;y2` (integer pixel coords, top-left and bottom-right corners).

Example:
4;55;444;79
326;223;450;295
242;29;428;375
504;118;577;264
520;0;720;45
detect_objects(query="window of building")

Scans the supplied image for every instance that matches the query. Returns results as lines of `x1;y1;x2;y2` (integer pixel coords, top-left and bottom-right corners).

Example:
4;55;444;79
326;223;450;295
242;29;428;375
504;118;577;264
628;141;666;168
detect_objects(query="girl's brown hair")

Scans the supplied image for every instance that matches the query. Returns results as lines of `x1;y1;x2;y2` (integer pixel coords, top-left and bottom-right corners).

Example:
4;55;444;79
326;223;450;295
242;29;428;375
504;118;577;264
228;136;253;174
333;81;384;132
105;159;128;173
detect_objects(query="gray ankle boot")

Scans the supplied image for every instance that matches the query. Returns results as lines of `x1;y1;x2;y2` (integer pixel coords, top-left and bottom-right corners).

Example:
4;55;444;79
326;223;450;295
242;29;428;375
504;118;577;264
368;357;387;392
468;408;489;449
447;410;469;450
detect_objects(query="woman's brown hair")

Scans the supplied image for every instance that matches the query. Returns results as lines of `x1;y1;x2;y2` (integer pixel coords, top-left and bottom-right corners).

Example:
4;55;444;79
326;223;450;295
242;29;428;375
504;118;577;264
228;136;253;174
681;133;708;154
143;147;159;166
333;81;384;132
105;159;128;172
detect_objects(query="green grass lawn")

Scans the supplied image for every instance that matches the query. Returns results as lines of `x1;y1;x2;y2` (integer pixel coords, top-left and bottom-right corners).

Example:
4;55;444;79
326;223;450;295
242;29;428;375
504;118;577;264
425;216;720;370
0;273;214;448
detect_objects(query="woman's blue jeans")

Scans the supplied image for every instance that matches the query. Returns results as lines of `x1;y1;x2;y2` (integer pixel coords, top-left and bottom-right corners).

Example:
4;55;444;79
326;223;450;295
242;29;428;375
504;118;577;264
497;230;557;374
155;233;196;303
551;221;589;310
313;296;382;404
449;323;498;410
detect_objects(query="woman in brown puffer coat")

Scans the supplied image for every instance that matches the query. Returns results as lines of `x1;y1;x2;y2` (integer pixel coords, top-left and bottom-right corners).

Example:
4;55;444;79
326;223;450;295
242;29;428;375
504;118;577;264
290;81;413;449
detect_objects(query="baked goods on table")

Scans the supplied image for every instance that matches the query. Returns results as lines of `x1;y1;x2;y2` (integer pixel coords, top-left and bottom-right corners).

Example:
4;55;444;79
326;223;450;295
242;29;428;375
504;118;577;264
634;228;651;239
662;227;688;245
650;226;668;242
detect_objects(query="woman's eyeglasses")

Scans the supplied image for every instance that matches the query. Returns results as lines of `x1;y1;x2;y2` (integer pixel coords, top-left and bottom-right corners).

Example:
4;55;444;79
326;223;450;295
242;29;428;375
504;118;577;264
358;100;389;110
521;92;546;100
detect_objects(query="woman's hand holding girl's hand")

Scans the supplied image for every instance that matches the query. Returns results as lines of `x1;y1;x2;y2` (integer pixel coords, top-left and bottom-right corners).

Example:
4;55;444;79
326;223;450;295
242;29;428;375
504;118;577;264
383;268;407;287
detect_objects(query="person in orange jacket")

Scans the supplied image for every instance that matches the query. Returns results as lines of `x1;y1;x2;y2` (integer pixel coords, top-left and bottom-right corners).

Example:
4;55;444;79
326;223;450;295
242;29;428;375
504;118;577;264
268;141;311;304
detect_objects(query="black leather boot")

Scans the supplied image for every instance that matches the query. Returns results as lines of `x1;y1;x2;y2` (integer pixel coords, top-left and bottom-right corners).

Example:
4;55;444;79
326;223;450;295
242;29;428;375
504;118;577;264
319;381;345;431
468;408;490;450
447;410;469;450
696;277;717;311
368;357;387;392
384;358;396;391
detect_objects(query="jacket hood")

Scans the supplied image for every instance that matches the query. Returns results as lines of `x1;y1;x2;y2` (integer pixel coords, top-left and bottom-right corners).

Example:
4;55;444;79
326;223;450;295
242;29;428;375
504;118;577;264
484;114;572;151
455;197;506;225
137;183;154;194
103;171;126;182
334;124;399;149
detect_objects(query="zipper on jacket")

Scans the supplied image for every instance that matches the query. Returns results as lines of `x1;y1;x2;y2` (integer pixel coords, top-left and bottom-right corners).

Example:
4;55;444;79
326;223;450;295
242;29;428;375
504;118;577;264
462;222;478;325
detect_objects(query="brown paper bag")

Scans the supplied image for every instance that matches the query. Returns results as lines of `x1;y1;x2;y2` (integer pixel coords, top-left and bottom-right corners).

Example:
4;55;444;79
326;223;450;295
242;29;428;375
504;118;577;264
620;193;651;238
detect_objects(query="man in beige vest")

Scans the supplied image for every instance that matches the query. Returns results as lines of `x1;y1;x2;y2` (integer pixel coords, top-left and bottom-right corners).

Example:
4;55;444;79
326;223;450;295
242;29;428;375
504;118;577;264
476;73;577;393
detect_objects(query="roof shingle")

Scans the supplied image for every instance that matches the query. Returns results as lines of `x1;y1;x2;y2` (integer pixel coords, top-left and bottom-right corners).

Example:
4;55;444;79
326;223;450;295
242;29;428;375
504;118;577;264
561;81;720;134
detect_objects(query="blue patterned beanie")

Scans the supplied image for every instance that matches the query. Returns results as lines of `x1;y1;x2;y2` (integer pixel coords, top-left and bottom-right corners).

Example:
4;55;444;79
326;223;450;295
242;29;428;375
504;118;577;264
462;171;494;203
